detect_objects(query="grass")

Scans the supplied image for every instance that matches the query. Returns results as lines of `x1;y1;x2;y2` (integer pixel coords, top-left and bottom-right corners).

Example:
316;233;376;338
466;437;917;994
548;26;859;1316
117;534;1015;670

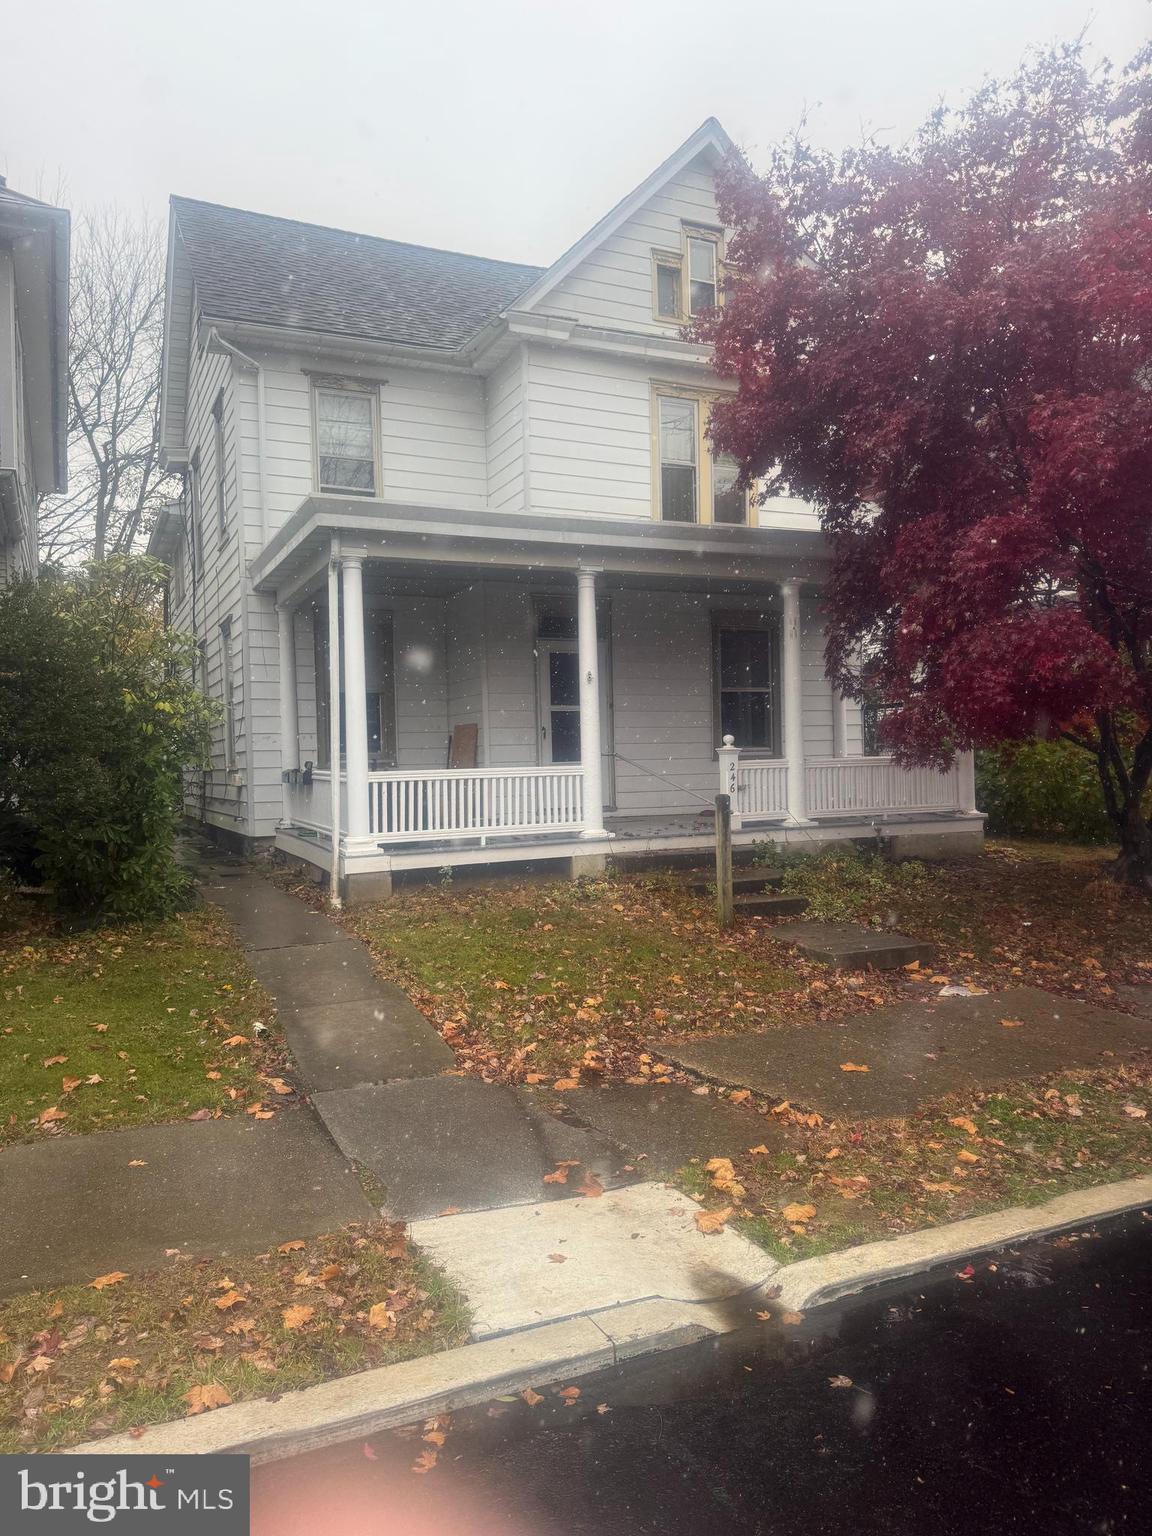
0;899;285;1148
0;1222;470;1453
339;877;794;1078
669;1058;1152;1264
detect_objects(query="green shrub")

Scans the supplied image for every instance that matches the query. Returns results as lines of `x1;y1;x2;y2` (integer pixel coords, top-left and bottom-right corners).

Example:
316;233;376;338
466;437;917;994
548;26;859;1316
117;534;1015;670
0;558;216;919
976;741;1117;844
776;848;934;924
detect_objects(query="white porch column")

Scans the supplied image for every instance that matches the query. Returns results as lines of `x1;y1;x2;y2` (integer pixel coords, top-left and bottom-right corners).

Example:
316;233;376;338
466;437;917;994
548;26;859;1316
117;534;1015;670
276;603;299;826
779;579;813;826
831;692;850;757
341;557;371;839
576;566;607;839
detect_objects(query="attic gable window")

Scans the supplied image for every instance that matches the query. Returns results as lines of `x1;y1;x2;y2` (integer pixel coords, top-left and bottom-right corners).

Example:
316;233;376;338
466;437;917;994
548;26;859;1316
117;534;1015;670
314;385;377;495
686;234;718;314
652;228;722;322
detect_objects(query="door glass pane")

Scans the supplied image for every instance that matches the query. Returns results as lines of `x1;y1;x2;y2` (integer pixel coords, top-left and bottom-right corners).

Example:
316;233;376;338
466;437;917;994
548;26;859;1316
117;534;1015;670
656;262;681;318
548;650;579;707
712;453;746;524
550;710;581;762
661;464;696;522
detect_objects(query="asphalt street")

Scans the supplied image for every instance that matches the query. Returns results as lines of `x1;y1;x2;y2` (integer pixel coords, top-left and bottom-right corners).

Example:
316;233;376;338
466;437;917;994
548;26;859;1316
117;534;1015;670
253;1214;1152;1535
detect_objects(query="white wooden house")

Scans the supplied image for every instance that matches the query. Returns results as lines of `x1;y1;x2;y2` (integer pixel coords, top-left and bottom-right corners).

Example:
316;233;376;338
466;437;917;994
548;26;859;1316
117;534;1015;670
0;178;69;586
152;119;982;900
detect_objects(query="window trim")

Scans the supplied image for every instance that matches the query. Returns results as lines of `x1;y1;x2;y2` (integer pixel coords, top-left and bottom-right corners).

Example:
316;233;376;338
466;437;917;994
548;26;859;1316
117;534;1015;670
312;382;381;497
189;450;204;576
650;223;724;324
651;386;754;527
220;619;237;773
211;390;230;537
711;612;782;756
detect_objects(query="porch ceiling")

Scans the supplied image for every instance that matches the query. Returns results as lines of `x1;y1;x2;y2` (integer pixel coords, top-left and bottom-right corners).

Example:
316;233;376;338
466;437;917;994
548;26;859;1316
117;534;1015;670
251;497;830;607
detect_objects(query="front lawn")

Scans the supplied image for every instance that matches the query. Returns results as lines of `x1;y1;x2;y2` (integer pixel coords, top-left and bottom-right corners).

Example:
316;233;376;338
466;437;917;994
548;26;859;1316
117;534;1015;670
674;1057;1152;1263
343;878;795;1079
0;900;284;1147
0;1222;469;1452
330;845;1152;1085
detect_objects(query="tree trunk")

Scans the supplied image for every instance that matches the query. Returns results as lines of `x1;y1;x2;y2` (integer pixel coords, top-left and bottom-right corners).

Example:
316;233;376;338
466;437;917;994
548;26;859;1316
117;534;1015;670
1110;818;1152;889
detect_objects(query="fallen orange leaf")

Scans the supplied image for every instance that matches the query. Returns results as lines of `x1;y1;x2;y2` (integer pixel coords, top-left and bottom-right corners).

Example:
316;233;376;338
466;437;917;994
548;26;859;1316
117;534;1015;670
521;1387;543;1406
281;1304;314;1331
781;1203;817;1223
575;1171;604;1198
695;1207;733;1234
214;1290;244;1310
278;1240;305;1253
839;1062;870;1073
184;1382;232;1416
1000;1018;1025;1029
88;1272;128;1290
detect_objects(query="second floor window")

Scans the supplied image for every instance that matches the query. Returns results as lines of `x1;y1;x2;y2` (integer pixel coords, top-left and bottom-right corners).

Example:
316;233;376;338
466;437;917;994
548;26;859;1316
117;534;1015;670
656;392;749;526
315;386;376;495
658;396;697;522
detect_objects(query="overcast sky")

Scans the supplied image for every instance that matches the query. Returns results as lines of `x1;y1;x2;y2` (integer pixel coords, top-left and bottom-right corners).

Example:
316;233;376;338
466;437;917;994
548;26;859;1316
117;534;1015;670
3;0;1147;264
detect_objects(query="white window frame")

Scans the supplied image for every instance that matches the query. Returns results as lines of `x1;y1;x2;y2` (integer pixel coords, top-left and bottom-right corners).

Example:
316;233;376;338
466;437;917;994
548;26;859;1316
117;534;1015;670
312;381;380;497
220;619;237;772
652;387;753;527
651;225;723;323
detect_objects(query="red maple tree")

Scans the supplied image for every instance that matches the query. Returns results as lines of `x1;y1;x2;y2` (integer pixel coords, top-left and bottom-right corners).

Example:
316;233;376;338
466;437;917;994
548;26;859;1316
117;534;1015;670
704;44;1152;883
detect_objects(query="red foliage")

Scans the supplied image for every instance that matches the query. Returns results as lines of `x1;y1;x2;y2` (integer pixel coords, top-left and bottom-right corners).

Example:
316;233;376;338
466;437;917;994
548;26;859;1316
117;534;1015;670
703;44;1152;863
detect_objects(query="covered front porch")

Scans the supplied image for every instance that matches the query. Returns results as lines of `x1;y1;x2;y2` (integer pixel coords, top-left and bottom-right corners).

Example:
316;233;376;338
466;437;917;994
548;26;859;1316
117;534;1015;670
254;500;981;897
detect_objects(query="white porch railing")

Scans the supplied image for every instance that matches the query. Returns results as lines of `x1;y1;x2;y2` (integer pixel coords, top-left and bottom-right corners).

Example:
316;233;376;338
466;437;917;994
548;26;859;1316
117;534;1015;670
283;770;344;836
804;756;962;817
735;760;790;818
366;766;585;843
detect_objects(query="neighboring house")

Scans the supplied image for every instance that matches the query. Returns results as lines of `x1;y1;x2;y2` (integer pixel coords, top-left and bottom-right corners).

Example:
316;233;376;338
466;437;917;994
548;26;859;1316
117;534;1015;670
152;119;981;900
0;177;69;585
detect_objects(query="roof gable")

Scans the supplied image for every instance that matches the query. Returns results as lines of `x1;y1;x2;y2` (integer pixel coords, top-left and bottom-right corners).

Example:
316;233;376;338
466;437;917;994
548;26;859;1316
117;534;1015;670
510;118;734;316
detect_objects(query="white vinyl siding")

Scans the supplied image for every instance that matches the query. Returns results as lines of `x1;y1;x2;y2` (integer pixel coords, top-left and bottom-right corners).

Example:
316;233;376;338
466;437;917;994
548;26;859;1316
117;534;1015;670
536;154;722;335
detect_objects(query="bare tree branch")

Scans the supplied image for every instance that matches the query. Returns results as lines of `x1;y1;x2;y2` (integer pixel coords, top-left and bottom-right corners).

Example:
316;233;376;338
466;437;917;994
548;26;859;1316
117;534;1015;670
39;208;177;564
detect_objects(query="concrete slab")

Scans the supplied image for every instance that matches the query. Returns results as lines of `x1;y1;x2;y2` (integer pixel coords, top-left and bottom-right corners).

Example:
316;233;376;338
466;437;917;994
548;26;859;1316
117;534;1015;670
0;1110;374;1294
314;1077;613;1219
515;1090;639;1193
559;1083;783;1176
281;996;455;1091
409;1181;779;1336
772;921;934;970
199;874;341;951
248;941;383;1011
658;987;1152;1118
1115;984;1152;1017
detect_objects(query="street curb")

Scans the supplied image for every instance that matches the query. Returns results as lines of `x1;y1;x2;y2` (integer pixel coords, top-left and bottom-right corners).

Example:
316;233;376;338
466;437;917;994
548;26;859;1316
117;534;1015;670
775;1174;1152;1311
66;1175;1152;1465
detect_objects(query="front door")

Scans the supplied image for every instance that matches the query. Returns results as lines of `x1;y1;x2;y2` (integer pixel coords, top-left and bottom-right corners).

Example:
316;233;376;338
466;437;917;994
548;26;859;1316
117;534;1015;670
536;639;614;808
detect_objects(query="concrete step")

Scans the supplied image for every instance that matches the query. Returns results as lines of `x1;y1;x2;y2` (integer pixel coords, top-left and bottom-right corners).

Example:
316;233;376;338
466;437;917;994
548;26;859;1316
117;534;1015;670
773;921;933;971
686;868;787;895
734;893;810;917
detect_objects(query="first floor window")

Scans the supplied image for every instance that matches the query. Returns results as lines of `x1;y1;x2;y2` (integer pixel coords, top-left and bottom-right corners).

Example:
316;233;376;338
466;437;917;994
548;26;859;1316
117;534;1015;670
316;387;376;494
716;622;779;751
659;395;698;522
861;695;891;756
312;606;396;768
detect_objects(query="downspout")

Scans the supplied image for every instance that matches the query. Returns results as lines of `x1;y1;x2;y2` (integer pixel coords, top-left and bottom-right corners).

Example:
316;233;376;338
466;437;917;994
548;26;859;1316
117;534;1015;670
206;328;269;548
328;538;343;908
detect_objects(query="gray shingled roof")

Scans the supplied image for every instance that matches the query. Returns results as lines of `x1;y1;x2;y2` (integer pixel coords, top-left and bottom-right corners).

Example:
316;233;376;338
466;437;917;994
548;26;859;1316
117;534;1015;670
171;197;546;351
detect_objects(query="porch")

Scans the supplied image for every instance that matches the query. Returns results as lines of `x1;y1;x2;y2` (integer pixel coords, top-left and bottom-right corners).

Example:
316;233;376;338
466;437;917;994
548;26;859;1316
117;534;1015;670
253;500;981;897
